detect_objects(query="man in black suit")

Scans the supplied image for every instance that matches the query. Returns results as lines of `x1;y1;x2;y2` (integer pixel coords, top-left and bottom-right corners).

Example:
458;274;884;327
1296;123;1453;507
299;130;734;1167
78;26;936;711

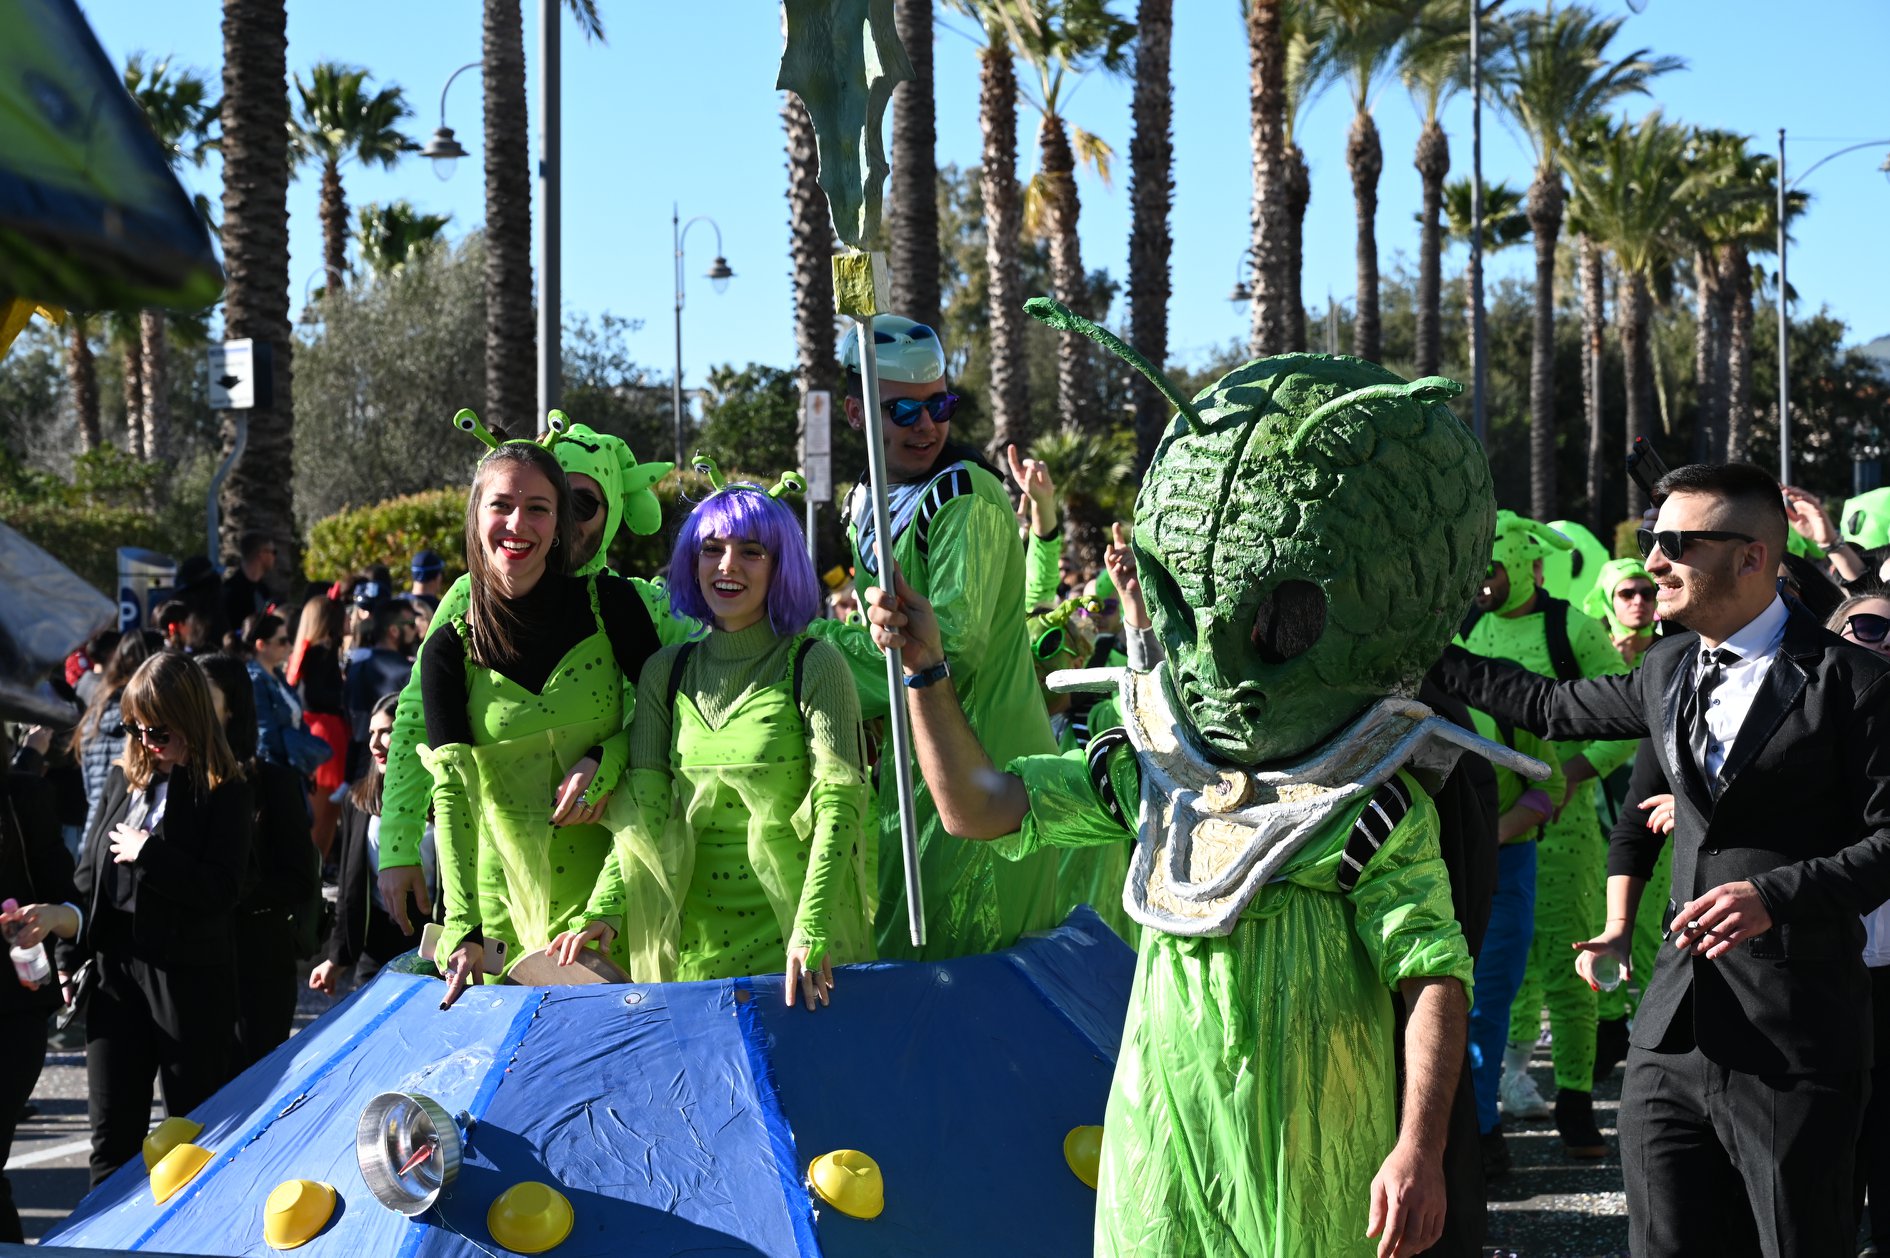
1434;462;1890;1258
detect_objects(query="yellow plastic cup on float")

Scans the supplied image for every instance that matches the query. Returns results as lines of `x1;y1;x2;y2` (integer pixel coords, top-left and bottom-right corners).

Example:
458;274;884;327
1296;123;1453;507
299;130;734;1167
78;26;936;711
150;1143;214;1205
1063;1125;1103;1189
807;1149;884;1220
142;1116;204;1171
487;1181;574;1254
262;1179;336;1249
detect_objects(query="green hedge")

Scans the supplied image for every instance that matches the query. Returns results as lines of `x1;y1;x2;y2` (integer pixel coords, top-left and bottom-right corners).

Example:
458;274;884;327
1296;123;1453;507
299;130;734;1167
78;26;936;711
5;501;177;594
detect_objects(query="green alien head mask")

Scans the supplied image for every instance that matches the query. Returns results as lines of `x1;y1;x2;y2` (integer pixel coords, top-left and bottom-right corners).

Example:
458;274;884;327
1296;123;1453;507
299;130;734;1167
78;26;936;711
1026;298;1495;767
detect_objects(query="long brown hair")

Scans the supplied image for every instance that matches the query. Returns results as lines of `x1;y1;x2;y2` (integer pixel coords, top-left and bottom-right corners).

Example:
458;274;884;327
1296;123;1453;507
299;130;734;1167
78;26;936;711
348;692;402;816
462;442;575;666
116;652;241;793
287;594;344;687
67;630;165;758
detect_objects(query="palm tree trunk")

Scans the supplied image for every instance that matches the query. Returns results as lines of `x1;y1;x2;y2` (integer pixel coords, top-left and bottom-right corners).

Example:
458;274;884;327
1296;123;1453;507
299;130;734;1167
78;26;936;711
980;41;1030;454
1690;250;1720;462
122;342;144;460
219;0;296;561
1347;109;1383;363
1127;0;1173;476
1413;120;1449;378
1711;243;1739;459
889;0;939;331
319;157;348;297
1725;251;1754;462
483;0;535;430
1039;114;1085;430
1246;0;1294;356
1578;236;1607;535
67;319;99;454
139;311;170;468
783;93;837;399
1621;270;1654;516
1284;142;1310;352
1525;165;1564;520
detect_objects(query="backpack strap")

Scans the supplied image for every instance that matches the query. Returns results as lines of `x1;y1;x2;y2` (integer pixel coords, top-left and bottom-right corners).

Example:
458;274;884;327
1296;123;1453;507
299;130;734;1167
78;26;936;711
665;641;700;717
1537;595;1582;682
1086;727;1134;832
1336;775;1415;895
791;636;818;717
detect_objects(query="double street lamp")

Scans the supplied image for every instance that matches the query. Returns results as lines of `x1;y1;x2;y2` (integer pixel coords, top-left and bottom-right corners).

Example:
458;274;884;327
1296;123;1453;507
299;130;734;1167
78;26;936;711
672;206;735;469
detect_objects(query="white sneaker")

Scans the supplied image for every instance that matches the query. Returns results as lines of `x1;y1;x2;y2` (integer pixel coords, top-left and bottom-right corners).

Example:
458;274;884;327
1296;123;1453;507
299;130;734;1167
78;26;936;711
1499;1068;1553;1120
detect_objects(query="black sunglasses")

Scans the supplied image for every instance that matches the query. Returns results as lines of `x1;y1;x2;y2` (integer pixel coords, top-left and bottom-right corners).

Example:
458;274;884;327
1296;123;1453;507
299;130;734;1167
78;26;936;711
1635;528;1756;562
1078;598;1121;618
880;392;959;428
1845;613;1890;645
571;489;604;523
127;722;172;747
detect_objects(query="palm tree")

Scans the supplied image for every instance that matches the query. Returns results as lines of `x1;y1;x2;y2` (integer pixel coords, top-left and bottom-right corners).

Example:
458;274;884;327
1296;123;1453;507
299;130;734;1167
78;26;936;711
1565;111;1700;517
289;64;412;299
1672;128;1753;461
1312;0;1426;365
1574;230;1608;529
784;89;838;400
1014;1;1134;429
124;53;216;466
1400;0;1468;377
353;202;453;280
1246;0;1296;356
106;309;144;459
66;317;100;453
218;0;297;561
1494;3;1680;519
890;0;941;330
481;0;605;433
1126;0;1173;474
1280;1;1337;351
1439;175;1528;353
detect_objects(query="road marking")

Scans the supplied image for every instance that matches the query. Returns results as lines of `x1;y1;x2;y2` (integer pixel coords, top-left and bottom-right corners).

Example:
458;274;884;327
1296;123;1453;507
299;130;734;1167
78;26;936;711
6;1136;93;1170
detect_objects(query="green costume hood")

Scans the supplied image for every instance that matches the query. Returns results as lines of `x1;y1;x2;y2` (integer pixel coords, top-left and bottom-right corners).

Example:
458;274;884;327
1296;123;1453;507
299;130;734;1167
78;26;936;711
1489;512;1571;615
555;421;672;575
1542;519;1609;607
1843;487;1890;550
1582;556;1653;637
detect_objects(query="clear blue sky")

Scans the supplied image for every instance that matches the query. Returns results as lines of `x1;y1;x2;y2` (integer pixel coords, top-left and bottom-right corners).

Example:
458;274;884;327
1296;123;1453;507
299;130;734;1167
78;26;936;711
78;0;1890;396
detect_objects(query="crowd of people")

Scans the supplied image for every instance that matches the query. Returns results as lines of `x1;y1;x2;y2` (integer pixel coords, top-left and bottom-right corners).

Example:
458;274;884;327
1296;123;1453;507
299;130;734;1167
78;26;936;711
4;314;1890;1256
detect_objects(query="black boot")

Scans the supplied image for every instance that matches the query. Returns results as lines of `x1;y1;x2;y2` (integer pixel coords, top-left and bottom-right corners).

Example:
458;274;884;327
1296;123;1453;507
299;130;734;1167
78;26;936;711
1593;1015;1630;1085
1554;1087;1607;1157
1480;1125;1511;1179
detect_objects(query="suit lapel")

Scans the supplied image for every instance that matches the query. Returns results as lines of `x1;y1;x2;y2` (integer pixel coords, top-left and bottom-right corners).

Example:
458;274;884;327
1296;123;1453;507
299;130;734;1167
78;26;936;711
1717;610;1819;794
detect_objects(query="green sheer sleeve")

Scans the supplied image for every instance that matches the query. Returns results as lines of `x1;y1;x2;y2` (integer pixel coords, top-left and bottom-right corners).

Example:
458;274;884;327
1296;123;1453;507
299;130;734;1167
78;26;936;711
379;574;473;868
785;640;872;966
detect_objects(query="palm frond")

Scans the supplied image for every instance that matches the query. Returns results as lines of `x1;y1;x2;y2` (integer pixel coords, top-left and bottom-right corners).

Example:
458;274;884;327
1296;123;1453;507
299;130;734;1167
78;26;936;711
1070;125;1113;188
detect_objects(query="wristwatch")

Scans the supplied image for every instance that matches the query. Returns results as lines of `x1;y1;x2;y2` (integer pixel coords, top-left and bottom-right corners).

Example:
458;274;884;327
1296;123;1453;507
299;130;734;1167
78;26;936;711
903;658;952;689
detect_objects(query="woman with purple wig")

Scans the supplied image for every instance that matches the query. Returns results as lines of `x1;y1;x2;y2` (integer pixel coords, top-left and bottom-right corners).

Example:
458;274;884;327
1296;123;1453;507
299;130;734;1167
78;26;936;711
560;464;874;1007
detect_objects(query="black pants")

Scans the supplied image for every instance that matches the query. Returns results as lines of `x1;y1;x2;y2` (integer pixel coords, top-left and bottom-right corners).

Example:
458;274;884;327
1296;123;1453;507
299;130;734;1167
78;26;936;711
1622;1041;1866;1258
0;1007;49;1242
85;952;236;1186
1857;966;1890;1244
232;919;299;1075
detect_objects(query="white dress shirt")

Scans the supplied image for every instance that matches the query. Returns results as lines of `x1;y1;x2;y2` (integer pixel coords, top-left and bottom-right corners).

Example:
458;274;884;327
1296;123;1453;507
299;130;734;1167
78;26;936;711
1696;594;1789;783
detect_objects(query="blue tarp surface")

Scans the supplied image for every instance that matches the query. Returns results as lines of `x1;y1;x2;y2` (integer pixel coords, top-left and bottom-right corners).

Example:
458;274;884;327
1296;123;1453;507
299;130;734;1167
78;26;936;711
44;908;1133;1257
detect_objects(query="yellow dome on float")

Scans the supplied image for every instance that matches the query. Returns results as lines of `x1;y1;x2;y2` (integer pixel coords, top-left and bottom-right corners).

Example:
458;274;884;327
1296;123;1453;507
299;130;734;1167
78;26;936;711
142;1116;203;1171
487;1181;574;1254
807;1149;883;1220
1063;1125;1103;1189
262;1179;336;1249
150;1143;214;1205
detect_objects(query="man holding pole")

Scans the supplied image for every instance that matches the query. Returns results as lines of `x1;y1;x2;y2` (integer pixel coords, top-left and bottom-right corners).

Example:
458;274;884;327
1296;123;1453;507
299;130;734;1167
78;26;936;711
807;316;1061;959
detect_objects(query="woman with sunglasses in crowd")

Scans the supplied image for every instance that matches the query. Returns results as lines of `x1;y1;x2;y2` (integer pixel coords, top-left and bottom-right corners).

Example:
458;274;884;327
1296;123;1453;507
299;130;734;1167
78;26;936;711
196;654;321;1072
235;611;306;771
56;651;252;1185
558;465;874;1009
64;630;166;843
422;436;663;1009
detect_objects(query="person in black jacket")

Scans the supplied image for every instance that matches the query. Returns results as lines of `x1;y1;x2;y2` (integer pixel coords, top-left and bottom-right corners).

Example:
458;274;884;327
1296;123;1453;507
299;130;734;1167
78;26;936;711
310;694;428;998
197;654;320;1071
0;733;81;1242
1434;462;1890;1258
58;651;254;1186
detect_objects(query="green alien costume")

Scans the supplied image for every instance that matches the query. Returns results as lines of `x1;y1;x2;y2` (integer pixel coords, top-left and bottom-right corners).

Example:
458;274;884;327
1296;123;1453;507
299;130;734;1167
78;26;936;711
582;623;876;982
380;417;687;971
1459;514;1636;1095
1581;556;1670;1024
808;455;1061;960
987;303;1547;1258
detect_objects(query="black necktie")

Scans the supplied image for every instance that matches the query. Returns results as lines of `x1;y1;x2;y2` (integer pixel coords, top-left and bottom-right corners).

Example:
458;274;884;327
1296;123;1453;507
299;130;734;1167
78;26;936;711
1687;647;1739;792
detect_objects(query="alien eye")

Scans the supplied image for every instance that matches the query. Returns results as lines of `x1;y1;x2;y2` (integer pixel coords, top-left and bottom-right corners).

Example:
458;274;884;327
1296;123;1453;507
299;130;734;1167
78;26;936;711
454;411;478;432
1250;580;1326;665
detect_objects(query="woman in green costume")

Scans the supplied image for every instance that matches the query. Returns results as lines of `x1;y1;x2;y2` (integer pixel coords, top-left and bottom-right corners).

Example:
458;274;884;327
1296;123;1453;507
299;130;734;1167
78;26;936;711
421;438;662;1007
562;464;874;1008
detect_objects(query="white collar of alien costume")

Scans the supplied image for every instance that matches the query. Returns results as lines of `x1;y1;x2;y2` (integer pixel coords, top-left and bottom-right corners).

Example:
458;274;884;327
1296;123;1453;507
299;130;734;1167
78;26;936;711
1048;664;1550;937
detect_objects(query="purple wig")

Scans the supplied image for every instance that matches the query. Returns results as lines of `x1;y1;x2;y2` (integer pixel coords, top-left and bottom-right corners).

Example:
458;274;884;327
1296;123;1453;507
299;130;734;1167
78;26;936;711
667;487;822;636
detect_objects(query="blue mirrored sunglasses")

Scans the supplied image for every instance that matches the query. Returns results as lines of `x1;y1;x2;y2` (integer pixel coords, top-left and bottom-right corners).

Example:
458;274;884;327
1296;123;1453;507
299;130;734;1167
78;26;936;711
880;392;959;427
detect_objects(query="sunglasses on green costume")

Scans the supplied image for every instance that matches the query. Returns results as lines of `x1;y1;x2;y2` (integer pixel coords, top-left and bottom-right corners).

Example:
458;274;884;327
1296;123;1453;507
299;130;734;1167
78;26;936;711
1845;613;1890;645
1634;528;1756;562
1615;586;1658;602
571;489;603;523
879;393;959;427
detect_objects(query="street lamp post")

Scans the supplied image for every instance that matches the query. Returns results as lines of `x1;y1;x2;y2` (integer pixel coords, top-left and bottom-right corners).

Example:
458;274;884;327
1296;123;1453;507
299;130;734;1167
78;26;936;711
672;206;735;468
538;0;561;420
1775;130;1890;486
419;63;478;181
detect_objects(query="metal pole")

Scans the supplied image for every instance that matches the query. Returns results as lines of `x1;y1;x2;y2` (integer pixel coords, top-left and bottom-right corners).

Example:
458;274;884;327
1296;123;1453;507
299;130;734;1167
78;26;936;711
537;0;561;421
1777;127;1790;486
207;415;250;567
672;205;685;469
853;313;926;948
806;498;818;566
1469;2;1488;445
